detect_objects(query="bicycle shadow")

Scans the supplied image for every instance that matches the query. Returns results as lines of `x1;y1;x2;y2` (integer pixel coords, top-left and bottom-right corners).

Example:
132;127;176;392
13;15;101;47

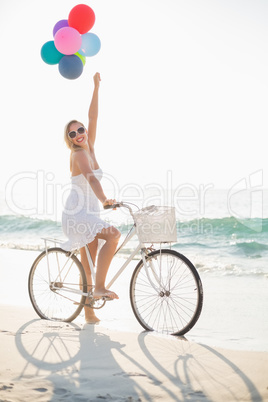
137;332;263;401
14;319;154;400
14;319;263;401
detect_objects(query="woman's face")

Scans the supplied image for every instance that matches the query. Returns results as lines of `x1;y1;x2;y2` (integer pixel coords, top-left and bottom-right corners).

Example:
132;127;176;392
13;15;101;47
68;122;88;147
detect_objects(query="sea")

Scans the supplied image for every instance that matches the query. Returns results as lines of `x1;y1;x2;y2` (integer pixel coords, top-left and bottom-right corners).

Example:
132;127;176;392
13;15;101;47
1;186;268;279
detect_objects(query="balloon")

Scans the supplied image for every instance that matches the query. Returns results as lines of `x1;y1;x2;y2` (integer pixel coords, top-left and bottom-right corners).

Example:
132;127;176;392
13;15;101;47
79;33;101;57
68;4;95;34
75;52;86;66
58;55;83;79
53;19;69;37
41;41;64;64
78;47;86;57
54;27;82;55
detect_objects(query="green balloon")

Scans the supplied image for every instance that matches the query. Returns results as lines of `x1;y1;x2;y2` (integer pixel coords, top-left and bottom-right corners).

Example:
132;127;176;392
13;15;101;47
75;52;86;66
41;41;64;65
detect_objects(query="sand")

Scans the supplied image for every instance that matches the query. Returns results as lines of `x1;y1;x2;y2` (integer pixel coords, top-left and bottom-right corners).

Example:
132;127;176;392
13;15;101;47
0;248;268;401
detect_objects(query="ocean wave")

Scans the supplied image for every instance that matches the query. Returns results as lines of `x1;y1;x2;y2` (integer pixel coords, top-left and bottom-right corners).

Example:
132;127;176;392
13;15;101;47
1;214;268;271
177;216;268;237
0;214;62;237
234;241;268;255
1;214;267;236
0;215;63;251
0;242;44;251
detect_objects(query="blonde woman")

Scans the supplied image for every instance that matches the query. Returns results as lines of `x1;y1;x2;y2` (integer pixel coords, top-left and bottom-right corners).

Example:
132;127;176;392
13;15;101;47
62;73;120;323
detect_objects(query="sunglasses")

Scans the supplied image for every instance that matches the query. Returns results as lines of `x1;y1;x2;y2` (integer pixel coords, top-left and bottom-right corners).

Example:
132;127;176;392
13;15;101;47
68;126;86;139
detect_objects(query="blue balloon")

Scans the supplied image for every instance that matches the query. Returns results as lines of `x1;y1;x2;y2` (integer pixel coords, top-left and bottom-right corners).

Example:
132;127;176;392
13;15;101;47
79;33;101;57
58;55;83;80
78;48;86;57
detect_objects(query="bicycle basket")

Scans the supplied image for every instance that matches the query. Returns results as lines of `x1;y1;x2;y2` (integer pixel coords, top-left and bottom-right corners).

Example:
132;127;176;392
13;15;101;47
133;206;177;243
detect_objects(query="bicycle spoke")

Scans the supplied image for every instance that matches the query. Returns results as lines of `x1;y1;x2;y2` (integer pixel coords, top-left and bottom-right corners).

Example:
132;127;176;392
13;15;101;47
130;249;203;335
29;248;87;322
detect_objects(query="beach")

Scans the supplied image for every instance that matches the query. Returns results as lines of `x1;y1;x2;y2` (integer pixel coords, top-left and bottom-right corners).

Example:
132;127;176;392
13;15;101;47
1;0;268;398
0;248;267;401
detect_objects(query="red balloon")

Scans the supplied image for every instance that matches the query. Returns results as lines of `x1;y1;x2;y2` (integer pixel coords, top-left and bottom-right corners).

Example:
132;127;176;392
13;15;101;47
68;4;95;34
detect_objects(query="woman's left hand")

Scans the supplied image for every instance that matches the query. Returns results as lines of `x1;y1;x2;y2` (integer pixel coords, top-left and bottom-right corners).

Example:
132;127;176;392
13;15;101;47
103;199;117;210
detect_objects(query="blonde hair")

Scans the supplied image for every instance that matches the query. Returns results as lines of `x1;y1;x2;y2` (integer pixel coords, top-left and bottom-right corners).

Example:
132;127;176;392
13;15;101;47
64;120;85;172
64;120;85;152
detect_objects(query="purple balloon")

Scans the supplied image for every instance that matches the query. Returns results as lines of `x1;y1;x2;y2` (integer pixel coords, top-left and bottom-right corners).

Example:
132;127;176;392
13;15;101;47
53;19;69;37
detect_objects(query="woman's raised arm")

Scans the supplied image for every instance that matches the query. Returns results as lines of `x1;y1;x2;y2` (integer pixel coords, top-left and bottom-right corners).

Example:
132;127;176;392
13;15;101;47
87;72;101;150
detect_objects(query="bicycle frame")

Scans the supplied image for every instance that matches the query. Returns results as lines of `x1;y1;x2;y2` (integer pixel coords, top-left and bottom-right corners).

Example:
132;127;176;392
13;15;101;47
43;224;163;299
85;225;142;290
42;200;170;299
85;224;166;295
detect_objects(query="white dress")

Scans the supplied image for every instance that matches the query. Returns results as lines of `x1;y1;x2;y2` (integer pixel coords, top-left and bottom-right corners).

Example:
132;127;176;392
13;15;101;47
61;169;111;251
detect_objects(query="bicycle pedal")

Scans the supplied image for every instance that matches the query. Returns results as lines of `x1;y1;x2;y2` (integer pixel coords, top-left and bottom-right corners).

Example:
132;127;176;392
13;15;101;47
73;301;94;306
93;296;113;301
102;296;113;301
92;294;114;301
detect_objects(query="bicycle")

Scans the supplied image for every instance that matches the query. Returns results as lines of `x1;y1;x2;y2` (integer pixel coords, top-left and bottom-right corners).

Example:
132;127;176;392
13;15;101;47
28;202;203;336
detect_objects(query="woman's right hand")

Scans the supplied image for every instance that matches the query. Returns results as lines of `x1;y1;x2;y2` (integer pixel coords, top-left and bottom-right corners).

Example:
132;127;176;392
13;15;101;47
93;72;101;88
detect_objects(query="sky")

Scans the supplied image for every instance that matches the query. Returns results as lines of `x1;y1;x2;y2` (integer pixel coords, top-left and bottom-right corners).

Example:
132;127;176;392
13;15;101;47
1;0;268;211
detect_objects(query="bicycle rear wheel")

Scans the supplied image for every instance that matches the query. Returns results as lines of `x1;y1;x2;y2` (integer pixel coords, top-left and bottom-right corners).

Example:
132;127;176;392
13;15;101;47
130;249;203;335
28;247;87;322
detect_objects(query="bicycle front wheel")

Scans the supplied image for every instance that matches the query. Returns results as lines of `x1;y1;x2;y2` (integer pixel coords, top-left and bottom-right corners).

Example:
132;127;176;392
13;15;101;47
28;247;87;322
130;249;203;336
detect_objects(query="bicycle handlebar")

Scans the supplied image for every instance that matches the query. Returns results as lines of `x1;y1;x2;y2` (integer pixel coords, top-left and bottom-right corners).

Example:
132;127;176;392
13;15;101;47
103;202;135;214
103;202;123;210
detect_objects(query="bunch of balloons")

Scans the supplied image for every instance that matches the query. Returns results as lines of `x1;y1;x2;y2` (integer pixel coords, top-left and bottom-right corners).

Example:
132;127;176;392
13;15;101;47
41;4;101;80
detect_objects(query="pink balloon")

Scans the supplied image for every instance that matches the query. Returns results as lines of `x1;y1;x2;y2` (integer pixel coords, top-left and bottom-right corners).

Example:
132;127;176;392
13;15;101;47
54;27;82;55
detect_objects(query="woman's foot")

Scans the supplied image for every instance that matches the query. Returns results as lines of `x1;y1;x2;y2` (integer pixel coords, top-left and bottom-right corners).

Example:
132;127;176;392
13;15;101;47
93;288;119;300
85;308;100;324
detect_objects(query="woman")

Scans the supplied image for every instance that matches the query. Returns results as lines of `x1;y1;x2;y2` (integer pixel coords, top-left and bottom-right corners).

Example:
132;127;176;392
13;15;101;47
62;72;120;323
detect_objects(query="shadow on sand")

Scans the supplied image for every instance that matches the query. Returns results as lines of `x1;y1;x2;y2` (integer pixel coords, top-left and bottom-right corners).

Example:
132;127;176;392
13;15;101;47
13;319;263;401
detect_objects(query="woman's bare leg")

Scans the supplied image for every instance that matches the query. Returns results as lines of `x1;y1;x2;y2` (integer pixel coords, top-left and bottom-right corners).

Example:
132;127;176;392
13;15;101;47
80;238;100;323
93;226;121;299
